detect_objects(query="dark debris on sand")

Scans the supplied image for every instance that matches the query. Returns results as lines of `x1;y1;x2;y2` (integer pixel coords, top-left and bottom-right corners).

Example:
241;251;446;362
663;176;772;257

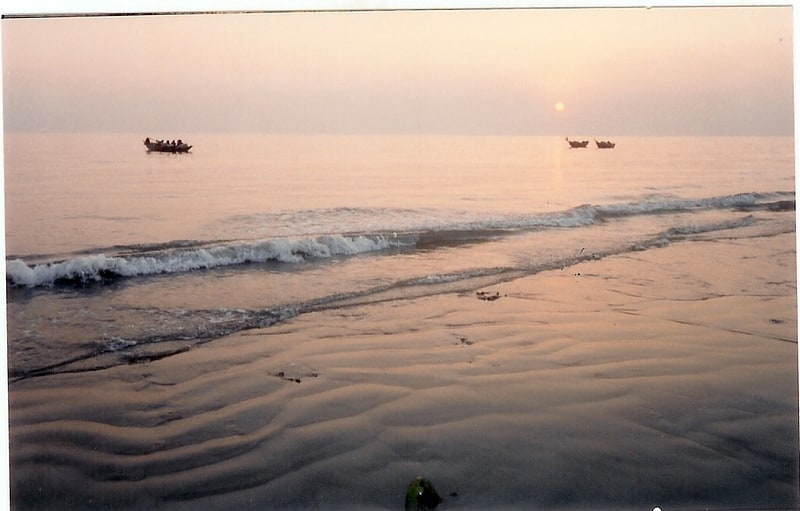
476;290;504;301
269;369;319;384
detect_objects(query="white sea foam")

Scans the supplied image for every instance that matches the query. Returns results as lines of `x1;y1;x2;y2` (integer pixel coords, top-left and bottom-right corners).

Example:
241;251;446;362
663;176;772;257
595;193;762;216
5;192;791;288
6;234;410;288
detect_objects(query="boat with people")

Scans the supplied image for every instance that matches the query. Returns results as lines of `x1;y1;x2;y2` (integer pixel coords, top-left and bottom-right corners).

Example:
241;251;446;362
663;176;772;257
144;137;192;153
565;137;589;148
595;139;615;149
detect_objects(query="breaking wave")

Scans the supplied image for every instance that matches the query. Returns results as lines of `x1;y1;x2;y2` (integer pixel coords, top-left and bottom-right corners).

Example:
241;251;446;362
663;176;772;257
6;191;793;288
6;234;410;288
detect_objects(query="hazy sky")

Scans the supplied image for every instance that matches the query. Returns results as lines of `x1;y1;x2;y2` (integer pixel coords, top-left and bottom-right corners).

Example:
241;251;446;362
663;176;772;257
1;6;794;135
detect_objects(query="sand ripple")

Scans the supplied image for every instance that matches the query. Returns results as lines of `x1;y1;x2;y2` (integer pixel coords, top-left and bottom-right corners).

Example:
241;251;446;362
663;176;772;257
8;233;798;510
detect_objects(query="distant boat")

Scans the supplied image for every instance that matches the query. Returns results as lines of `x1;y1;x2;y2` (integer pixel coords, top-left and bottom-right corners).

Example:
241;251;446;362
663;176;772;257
565;137;589;148
144;137;192;153
595;139;615;149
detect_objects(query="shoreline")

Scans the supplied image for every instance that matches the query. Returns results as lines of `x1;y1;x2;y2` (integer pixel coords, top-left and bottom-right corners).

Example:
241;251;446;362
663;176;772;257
7;231;798;510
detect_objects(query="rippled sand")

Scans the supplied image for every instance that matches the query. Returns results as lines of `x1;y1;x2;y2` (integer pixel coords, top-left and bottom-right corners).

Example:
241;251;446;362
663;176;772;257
8;232;798;510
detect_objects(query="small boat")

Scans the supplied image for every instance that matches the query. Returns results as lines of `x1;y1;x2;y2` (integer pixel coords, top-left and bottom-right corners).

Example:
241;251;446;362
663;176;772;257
566;137;589;148
144;137;192;153
595;139;615;149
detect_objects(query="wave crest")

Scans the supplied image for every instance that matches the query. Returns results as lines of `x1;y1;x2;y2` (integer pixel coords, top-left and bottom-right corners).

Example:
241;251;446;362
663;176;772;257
6;234;409;288
7;191;792;288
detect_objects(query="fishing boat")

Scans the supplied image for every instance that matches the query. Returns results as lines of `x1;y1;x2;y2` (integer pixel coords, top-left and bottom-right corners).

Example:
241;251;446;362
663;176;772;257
595;139;615;149
144;137;192;153
565;137;589;148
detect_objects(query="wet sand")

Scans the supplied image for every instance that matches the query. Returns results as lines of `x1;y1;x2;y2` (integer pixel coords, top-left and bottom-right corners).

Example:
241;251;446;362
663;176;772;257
8;232;799;510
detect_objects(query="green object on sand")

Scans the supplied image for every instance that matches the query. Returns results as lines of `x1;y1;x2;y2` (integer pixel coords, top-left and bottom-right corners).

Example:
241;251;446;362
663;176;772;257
405;477;442;511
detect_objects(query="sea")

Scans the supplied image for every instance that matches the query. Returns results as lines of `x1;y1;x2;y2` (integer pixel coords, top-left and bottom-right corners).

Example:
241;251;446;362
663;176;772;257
3;132;798;510
5;133;795;376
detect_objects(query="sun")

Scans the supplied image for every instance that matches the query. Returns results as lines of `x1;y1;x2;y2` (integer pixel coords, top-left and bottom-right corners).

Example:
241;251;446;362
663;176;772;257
554;101;566;112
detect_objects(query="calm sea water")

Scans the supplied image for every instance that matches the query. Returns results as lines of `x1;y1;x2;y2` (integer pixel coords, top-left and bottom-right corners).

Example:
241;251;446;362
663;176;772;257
4;133;797;510
4;133;795;375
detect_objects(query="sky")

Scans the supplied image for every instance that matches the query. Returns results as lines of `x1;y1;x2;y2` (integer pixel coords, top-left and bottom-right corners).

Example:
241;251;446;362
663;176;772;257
0;4;795;136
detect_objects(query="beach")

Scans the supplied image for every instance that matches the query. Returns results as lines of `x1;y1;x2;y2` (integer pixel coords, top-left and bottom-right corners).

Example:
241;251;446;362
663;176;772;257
8;224;797;511
3;7;797;510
